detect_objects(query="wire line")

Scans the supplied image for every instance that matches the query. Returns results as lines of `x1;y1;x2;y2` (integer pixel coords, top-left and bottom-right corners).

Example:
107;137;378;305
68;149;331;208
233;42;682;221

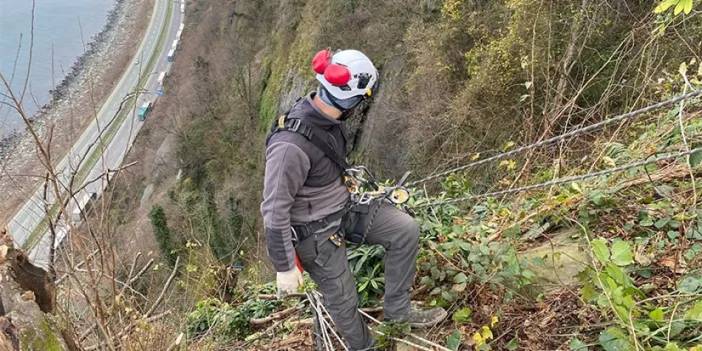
418;147;701;207
408;90;702;186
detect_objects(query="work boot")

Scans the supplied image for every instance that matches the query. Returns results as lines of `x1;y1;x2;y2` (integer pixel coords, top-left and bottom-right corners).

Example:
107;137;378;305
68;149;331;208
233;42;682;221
395;307;448;328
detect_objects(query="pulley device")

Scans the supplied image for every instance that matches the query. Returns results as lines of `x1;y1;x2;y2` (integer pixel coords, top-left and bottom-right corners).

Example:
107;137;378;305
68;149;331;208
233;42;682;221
344;166;412;206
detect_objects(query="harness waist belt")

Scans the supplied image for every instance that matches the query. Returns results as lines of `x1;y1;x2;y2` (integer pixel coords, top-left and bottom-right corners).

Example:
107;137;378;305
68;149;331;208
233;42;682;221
291;207;348;243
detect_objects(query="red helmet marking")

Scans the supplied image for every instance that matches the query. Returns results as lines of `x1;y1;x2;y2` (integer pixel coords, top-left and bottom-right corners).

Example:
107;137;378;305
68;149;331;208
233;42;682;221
324;64;351;86
312;49;331;74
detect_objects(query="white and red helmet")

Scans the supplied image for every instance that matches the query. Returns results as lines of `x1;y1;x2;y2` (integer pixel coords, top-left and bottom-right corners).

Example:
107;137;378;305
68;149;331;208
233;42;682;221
312;49;379;101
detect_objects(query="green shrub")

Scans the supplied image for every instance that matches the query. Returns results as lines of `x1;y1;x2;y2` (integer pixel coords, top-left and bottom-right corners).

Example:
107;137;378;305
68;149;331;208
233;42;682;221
187;297;281;341
149;205;177;265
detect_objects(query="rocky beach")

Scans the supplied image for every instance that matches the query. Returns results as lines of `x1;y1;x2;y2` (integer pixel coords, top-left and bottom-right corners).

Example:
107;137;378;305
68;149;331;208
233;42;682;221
0;0;152;225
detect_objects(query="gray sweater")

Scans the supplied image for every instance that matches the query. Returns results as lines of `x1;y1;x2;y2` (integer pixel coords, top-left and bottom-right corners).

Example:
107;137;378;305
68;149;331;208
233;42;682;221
260;95;349;272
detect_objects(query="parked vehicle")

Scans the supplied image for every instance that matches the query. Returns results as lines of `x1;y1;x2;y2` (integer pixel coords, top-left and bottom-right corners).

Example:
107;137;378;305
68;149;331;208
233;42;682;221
137;101;153;121
157;71;166;95
71;192;97;224
167;48;175;62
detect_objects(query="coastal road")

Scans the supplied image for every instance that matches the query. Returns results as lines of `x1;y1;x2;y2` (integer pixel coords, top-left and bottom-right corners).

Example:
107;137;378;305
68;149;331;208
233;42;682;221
7;0;184;268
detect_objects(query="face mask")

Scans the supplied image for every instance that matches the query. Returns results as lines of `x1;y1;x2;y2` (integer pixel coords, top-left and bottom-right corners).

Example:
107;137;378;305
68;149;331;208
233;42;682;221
319;86;364;111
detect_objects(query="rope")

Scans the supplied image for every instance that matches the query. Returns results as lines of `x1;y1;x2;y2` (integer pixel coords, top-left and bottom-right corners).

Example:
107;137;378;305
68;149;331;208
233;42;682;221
418;147;702;208
356;306;452;351
407;90;702;187
306;291;349;351
308;291;452;351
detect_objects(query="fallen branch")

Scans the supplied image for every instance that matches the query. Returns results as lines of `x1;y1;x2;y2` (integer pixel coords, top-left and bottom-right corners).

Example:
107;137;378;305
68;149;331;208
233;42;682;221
250;305;301;325
287;318;313;327
258;293;305;300
145;256;180;317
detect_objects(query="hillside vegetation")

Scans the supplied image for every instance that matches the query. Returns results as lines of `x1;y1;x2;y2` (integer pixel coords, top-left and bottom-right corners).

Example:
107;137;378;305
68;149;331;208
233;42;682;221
69;0;702;350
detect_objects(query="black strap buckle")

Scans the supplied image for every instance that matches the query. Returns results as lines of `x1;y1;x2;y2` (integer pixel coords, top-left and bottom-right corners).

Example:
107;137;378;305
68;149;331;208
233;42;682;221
288;118;302;132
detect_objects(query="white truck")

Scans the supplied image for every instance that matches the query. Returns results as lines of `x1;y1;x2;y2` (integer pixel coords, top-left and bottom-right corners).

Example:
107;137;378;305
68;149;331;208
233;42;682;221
157;71;167;95
70;192;97;224
167;48;176;62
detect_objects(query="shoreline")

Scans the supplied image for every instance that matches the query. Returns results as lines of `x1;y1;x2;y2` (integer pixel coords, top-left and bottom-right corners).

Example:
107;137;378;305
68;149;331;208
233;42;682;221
0;0;124;153
0;0;152;225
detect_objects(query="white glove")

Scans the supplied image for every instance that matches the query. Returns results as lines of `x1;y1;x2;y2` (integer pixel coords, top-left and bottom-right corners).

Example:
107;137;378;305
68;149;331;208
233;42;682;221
276;267;303;298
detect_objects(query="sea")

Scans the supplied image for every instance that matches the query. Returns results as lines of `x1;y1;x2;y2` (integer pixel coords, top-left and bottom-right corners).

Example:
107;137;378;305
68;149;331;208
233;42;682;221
0;0;114;140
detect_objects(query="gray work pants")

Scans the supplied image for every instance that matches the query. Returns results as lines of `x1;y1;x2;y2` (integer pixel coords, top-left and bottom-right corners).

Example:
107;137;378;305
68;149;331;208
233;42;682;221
295;203;420;350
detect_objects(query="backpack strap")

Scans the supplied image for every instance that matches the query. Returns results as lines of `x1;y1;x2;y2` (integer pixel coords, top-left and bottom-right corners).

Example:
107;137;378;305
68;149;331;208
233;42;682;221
269;114;350;172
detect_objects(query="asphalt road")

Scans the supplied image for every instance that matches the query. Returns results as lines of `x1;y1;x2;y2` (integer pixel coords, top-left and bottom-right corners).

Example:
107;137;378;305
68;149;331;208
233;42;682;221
8;0;184;268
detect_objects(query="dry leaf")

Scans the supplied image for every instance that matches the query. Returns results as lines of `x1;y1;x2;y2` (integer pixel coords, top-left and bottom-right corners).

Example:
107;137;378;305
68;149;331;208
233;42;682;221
658;255;687;274
21;291;35;302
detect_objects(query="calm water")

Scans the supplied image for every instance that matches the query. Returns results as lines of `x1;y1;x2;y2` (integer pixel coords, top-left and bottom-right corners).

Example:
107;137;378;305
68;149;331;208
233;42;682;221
0;0;113;139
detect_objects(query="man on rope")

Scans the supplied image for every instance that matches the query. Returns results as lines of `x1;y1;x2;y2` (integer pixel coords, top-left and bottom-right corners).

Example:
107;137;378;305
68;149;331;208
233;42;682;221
261;48;446;350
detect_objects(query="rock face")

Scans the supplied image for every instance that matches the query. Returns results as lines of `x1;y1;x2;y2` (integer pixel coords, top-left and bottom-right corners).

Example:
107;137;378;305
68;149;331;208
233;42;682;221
0;233;71;351
521;229;588;288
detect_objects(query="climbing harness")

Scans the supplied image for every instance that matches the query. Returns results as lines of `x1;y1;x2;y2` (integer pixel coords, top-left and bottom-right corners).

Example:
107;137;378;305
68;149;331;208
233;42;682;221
270;113;350;172
345;166;411;206
342;168;413;243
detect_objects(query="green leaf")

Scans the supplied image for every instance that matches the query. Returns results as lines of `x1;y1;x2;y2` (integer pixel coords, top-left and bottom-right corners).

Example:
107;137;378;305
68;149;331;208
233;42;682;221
505;337;519;350
580;281;598;302
675;0;693;14
649;307;665;322
570;337;589;350
571;182;583;194
452;307;473;324
655;218;670;229
446;330;462;351
678;275;702;293
667;231;679;240
441;290;456;302
654;0;679;13
684;301;702;321
420;276;435;288
684;243;702;261
639;215;654;227
589;190;608;206
599;327;633;351
690;149;702;167
453;272;468;284
592;238;610;264
674;0;684;14
611;240;634;266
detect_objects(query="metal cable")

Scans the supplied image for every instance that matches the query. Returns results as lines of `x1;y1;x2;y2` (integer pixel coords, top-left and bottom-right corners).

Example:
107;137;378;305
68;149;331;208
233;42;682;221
418;147;702;208
408;90;702;187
